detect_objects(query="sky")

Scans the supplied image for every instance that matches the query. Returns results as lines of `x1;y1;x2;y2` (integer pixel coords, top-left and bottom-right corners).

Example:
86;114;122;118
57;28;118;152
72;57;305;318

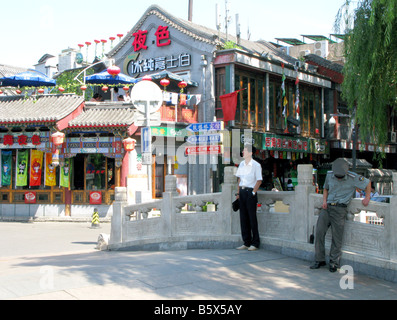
0;0;349;68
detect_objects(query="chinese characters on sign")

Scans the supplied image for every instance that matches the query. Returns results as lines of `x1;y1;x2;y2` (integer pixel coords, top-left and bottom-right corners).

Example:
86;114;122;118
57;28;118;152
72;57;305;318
133;26;171;52
129;54;191;75
129;25;191;76
0;132;49;149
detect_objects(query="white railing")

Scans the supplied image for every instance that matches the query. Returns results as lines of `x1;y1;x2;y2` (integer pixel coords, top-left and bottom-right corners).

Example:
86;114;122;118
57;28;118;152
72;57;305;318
109;164;397;281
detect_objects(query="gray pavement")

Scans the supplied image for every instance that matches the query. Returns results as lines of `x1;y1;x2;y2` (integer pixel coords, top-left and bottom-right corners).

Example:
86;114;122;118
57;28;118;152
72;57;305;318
1;221;397;300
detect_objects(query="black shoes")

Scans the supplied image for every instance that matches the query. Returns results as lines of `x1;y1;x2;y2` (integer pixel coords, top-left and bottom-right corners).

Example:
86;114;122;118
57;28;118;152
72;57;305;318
329;264;338;273
310;261;326;269
310;261;339;272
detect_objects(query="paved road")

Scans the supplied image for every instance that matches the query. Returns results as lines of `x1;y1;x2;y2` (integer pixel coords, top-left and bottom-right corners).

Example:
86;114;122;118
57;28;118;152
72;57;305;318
1;221;397;300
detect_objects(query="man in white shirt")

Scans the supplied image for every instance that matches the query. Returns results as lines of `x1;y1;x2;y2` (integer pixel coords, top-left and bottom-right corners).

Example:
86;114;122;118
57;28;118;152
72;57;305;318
235;144;263;251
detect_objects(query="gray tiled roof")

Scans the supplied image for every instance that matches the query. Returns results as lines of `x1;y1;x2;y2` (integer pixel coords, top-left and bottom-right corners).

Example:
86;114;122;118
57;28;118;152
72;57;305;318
68;102;135;128
107;5;299;67
0;64;28;77
0;94;84;124
304;54;344;73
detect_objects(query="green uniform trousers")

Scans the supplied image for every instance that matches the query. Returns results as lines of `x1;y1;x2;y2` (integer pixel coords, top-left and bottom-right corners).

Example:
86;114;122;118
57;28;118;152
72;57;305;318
314;205;347;267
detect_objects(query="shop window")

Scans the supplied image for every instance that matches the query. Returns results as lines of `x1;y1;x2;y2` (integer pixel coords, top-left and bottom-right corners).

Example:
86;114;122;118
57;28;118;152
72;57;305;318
37;193;50;202
0;192;9;202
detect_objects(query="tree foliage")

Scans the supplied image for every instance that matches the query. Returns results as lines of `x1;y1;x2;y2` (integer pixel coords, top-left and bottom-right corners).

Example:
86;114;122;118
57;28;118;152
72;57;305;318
335;0;397;148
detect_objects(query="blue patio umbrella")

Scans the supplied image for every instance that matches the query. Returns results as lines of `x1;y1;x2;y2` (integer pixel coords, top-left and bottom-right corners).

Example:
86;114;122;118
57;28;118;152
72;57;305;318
0;70;56;87
85;70;137;85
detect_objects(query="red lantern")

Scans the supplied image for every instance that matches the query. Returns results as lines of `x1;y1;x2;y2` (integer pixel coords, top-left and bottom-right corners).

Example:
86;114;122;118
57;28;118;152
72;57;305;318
58;87;65;93
160;78;170;88
109;36;116;41
38;88;45;94
102;86;109;93
142;75;152;81
101;39;107;44
78;44;84;50
178;80;187;93
85;41;91;46
107;66;121;77
0;89;3;94
123;137;136;152
123;86;129;92
117;34;124;38
16;89;22;94
94;39;101;44
51;131;65;146
80;85;87;91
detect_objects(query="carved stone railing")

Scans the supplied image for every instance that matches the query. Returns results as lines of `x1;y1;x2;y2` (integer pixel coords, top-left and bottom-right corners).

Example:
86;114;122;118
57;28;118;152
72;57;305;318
109;164;397;282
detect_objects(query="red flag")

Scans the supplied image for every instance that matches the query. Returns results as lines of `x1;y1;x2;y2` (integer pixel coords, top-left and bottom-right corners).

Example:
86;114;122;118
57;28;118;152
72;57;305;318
220;89;244;122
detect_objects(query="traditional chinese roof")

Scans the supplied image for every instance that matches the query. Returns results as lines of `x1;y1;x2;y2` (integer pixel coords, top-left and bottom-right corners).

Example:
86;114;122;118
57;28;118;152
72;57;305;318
0;94;84;126
107;5;300;67
68;102;135;130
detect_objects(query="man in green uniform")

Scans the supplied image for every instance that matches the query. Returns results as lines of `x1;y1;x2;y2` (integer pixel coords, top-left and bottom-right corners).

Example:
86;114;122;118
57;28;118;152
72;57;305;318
310;158;371;272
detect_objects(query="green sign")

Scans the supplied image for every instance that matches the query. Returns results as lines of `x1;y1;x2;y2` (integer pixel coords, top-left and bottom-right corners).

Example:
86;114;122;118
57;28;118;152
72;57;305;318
150;126;193;137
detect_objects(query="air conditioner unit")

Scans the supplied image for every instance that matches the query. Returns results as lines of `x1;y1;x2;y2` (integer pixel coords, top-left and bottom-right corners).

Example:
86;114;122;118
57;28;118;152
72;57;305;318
314;40;328;58
299;50;311;58
388;131;397;143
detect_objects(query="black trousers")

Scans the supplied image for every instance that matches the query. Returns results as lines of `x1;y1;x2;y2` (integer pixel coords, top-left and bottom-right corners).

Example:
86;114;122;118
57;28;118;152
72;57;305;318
239;188;260;248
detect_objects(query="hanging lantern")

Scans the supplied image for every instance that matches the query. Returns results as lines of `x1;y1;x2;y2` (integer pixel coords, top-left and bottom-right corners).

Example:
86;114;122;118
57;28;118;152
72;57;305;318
122;86;129;92
102;86;109;93
80;85;87;91
142;75;152;81
38;88;45;94
58;87;65;93
160;78;170;90
51;131;65;147
123;137;136;152
78;44;84;51
178;80;187;93
117;34;124;42
107;66;121;77
0;89;3;94
16;89;22;94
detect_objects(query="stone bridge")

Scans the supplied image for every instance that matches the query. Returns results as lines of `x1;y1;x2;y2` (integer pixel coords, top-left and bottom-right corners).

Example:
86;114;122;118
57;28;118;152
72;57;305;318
109;165;397;282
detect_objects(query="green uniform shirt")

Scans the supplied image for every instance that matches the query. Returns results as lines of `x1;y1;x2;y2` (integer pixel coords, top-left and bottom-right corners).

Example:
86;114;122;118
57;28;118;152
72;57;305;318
323;171;370;205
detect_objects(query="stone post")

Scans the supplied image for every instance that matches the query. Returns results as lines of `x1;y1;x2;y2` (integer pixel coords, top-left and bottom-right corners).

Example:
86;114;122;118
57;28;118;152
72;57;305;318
221;166;237;235
109;187;127;246
388;171;397;261
293;164;315;242
162;175;177;237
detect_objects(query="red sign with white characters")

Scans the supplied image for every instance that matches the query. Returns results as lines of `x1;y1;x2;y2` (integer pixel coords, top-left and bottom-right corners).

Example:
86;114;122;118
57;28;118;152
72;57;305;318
185;145;223;155
25;192;37;204
89;191;102;205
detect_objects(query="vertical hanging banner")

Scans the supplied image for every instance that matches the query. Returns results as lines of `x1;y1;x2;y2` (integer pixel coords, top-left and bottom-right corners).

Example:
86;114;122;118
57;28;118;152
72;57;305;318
45;153;57;187
16;149;28;187
60;158;72;188
1;151;12;186
30;150;43;187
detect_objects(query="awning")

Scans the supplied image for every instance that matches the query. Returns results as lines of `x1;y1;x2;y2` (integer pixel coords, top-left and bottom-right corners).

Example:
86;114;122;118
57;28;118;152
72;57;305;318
135;70;199;88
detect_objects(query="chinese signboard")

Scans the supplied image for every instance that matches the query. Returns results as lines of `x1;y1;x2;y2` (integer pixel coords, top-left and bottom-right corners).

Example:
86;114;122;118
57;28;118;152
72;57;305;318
185;145;223;155
0;132;50;149
127;25;192;76
129;53;191;75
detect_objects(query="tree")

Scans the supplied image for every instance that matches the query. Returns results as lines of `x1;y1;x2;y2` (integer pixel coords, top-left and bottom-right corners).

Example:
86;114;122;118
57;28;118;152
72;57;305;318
335;0;397;153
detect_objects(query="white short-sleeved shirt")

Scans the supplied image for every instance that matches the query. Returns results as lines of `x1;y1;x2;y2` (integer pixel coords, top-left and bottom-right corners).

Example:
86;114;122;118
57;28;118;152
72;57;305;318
235;159;262;188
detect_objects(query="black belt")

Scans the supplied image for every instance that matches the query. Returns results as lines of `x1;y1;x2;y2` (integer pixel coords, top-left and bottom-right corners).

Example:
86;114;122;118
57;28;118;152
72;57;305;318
328;203;347;207
240;186;253;191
